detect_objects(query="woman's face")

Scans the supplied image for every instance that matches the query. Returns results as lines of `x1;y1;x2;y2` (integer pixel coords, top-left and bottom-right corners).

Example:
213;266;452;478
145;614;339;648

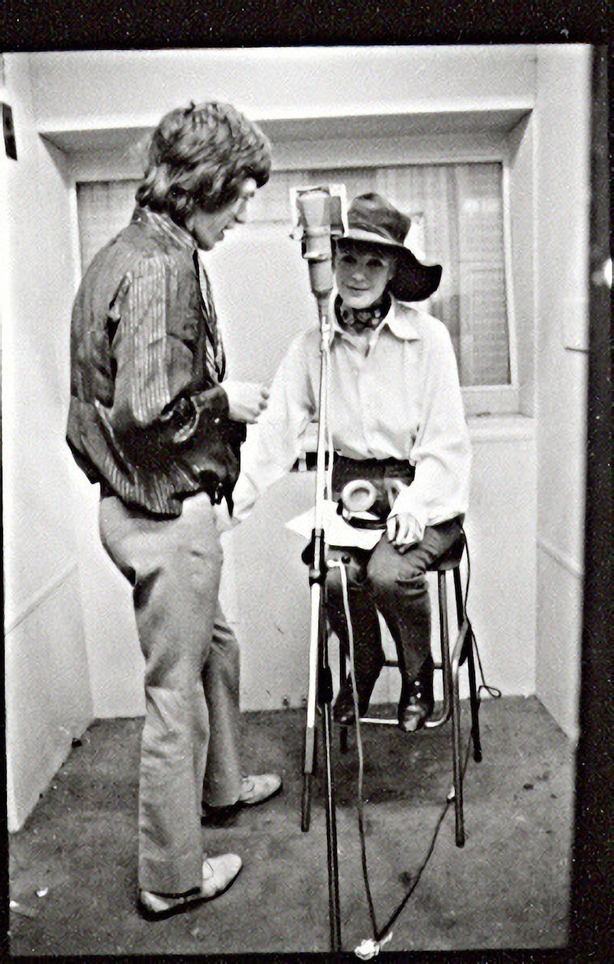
335;243;396;310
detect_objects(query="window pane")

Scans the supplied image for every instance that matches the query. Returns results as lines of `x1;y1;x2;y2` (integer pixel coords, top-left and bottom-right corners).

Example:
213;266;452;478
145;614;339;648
453;164;510;385
77;181;139;272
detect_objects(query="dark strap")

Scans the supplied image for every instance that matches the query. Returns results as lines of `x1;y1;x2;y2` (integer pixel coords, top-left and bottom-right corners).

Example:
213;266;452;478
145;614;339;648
336;501;386;530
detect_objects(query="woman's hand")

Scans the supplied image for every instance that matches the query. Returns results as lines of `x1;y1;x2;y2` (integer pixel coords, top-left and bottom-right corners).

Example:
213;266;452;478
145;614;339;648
223;380;270;423
386;512;422;552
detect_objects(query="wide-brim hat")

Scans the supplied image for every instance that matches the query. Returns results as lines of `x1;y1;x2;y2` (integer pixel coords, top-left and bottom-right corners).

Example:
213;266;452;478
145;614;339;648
337;192;442;302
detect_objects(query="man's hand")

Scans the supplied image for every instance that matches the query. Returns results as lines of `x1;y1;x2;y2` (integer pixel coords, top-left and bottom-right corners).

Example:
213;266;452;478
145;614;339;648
223;381;270;424
386;512;422;552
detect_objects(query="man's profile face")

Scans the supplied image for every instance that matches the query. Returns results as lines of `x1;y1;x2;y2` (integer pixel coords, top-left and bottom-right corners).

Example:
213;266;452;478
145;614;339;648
189;177;258;251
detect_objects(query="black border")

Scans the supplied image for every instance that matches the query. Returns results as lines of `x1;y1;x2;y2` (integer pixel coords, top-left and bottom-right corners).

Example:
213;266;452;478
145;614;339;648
1;0;611;51
2;8;612;963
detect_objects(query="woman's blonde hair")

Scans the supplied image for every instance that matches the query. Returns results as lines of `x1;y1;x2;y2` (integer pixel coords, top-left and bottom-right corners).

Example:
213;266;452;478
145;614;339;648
136;101;272;225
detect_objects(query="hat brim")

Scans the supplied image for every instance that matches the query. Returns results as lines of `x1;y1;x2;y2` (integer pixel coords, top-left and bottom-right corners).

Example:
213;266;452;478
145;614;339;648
337;229;442;302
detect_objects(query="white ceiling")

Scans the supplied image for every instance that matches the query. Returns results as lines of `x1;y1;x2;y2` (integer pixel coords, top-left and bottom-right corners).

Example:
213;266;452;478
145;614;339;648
41;108;531;155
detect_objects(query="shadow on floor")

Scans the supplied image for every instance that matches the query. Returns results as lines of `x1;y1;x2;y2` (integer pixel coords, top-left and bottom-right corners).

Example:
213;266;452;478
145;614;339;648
9;696;573;955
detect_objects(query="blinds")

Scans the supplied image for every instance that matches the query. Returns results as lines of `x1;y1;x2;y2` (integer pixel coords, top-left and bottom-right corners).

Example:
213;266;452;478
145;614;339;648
77;181;139;272
77;161;510;388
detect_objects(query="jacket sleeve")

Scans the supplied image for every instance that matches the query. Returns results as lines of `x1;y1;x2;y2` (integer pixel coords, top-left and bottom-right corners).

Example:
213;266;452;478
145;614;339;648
105;254;229;447
232;332;316;522
391;320;471;532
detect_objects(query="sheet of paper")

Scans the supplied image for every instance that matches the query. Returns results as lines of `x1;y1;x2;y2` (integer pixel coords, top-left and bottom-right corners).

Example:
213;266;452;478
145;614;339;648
285;499;383;551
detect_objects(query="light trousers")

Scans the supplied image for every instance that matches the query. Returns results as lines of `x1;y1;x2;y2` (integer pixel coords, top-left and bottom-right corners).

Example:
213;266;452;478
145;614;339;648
99;492;243;895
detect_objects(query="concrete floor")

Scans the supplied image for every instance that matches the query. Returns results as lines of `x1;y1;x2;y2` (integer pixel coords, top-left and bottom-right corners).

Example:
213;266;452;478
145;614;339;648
9;696;573;955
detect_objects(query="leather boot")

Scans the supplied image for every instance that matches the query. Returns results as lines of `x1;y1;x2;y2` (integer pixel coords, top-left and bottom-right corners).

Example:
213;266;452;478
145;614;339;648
333;678;372;726
398;654;434;732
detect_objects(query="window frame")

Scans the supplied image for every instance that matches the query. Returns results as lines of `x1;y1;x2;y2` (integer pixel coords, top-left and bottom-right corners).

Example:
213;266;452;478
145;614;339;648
70;123;530;417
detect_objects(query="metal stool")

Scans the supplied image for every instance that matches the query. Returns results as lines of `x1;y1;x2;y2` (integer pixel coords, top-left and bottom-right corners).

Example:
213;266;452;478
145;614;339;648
336;532;482;847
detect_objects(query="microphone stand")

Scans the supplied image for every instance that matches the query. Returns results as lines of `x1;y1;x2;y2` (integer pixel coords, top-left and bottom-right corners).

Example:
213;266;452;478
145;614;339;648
296;189;342;952
302;296;341;952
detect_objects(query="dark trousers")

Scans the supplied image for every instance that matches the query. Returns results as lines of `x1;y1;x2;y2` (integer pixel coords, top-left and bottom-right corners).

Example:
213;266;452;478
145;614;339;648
325;457;462;705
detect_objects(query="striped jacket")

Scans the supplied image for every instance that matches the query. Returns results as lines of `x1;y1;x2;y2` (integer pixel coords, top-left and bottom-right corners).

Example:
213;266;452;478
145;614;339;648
66;205;246;517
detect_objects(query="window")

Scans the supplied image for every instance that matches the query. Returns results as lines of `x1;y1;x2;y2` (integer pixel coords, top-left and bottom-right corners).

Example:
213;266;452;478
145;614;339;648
76;149;518;416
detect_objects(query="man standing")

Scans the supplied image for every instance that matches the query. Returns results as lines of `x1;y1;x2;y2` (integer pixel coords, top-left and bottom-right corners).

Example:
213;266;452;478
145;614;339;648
67;101;281;920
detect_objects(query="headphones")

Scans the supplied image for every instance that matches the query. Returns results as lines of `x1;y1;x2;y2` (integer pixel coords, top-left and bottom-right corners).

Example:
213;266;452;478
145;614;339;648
337;478;405;529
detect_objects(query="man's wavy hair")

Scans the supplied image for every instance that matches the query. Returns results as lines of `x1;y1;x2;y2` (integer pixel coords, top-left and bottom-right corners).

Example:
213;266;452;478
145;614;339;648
135;101;272;225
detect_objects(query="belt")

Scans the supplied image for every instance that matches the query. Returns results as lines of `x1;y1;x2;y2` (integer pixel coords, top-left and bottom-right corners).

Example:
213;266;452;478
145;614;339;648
332;454;415;486
333;456;415;529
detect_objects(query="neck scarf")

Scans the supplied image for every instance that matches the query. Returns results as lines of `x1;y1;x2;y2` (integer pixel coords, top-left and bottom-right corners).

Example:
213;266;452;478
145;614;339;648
335;292;391;333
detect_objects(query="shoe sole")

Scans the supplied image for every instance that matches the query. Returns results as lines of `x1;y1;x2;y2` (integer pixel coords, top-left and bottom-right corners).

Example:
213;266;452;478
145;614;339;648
137;865;243;922
201;782;283;825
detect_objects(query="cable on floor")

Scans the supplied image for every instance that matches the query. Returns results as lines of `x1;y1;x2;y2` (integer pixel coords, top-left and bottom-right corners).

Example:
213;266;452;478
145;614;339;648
330;526;501;958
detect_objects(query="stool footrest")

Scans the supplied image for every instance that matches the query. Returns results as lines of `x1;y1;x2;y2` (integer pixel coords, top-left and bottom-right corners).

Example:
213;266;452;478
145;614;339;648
358;717;399;726
343;706;450;728
383;659;444;671
424;706;451;728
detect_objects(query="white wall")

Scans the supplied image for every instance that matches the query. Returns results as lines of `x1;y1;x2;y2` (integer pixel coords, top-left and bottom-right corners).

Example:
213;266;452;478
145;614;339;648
69;473;146;719
29;46;536;134
23;45;544;720
533;46;591;741
2;54;94;830
4;48;589;832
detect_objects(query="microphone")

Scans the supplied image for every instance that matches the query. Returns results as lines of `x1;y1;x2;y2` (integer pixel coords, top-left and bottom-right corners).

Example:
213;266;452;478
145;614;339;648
291;184;347;311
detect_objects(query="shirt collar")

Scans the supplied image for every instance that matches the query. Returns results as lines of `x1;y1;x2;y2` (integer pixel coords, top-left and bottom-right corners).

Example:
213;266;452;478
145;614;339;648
132;205;197;253
330;291;422;343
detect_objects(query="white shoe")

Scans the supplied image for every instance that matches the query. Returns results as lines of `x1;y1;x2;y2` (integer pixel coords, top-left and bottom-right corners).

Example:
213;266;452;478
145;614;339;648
138;853;242;920
238;773;283;807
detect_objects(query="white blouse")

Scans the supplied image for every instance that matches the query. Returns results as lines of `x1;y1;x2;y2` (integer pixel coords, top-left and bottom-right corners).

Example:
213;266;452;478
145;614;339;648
232;295;472;536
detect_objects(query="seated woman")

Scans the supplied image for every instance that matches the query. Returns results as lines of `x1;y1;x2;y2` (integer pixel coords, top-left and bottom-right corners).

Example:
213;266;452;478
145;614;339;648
233;192;471;732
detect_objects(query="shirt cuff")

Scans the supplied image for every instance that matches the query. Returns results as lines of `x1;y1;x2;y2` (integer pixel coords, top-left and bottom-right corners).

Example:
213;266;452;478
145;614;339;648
389;485;428;539
231;474;257;523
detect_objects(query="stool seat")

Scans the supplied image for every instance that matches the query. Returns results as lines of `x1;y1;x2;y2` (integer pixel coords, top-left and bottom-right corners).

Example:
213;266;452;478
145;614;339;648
427;533;465;572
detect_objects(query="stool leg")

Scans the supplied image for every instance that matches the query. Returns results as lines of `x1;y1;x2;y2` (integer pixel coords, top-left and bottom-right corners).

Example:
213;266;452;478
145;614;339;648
453;567;482;764
438;572;452;712
450;565;466;846
451;661;465;847
452;566;465;652
338;647;350;754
